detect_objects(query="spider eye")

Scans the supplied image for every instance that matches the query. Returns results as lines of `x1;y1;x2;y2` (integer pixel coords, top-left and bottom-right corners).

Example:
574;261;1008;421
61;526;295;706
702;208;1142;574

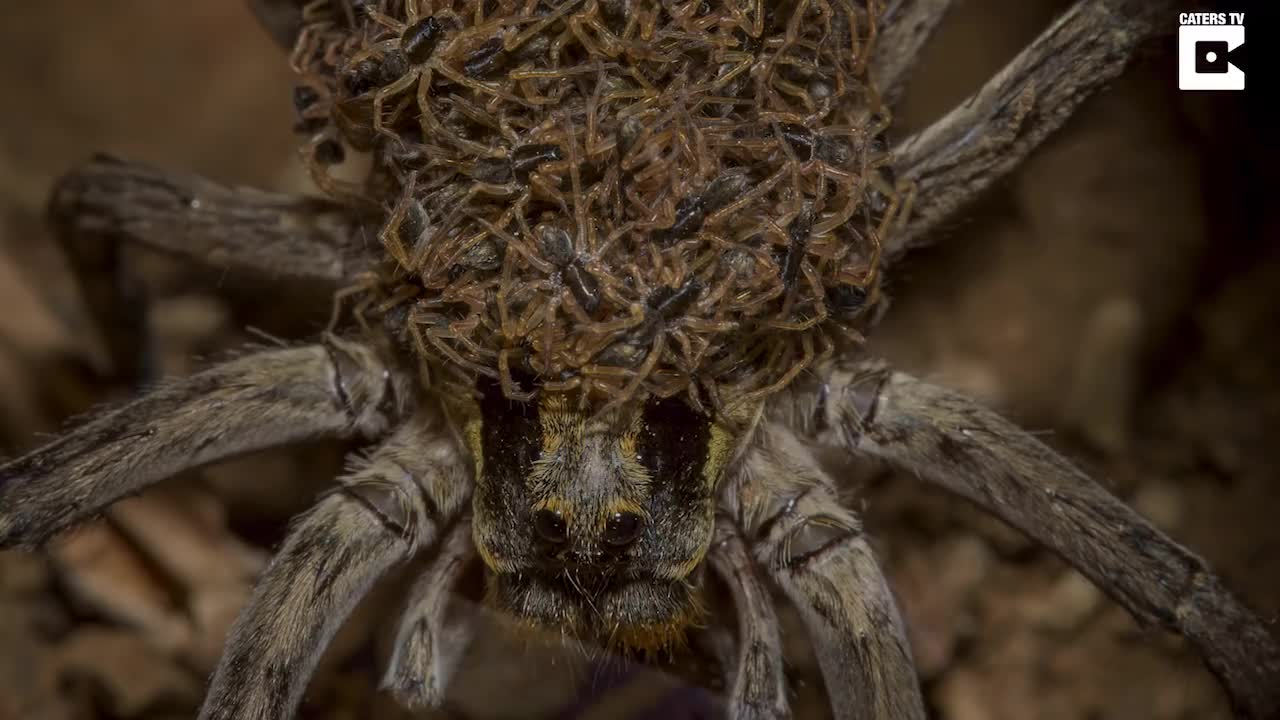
533;509;569;544
603;511;645;548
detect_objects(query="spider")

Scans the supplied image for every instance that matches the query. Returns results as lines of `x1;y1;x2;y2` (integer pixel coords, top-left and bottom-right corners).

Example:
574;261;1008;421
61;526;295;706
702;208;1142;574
1;0;1277;719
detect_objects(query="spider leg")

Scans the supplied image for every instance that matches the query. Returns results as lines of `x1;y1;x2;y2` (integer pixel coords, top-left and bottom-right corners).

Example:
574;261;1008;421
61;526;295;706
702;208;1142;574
778;360;1280;719
725;426;927;720
381;517;477;710
708;518;791;720
49;155;376;379
886;0;1175;258
872;0;958;106
0;335;409;549
199;411;471;720
50;154;374;285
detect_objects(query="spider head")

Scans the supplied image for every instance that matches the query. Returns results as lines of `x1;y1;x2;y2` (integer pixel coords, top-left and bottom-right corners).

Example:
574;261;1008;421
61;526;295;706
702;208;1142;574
461;379;738;653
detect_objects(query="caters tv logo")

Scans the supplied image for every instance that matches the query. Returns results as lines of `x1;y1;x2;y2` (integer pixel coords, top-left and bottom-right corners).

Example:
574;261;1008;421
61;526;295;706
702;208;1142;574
1179;12;1246;90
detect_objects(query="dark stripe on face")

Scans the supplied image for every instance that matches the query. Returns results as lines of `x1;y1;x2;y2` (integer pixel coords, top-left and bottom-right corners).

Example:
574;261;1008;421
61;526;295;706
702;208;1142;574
476;377;540;522
638;395;712;512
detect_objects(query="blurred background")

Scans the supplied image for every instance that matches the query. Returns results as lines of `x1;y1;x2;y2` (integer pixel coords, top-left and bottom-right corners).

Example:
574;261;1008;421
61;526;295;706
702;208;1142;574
0;1;1276;718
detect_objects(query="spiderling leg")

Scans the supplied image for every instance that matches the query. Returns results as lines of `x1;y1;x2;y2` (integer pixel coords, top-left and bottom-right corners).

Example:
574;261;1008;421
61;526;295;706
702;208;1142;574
776;360;1280;719
0;335;408;548
381;517;477;709
724;426;927;720
199;411;472;720
708;519;790;720
887;0;1176;257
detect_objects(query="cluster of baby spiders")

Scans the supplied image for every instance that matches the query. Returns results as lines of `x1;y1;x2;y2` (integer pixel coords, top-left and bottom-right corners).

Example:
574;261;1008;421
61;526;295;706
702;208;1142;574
285;0;899;411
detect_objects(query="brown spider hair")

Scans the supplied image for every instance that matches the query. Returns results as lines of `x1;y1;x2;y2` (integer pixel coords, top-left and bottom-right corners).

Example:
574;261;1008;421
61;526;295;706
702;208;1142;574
290;0;897;412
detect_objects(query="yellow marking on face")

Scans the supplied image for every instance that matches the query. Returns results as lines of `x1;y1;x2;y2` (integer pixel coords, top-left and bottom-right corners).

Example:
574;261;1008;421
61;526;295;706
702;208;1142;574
599;498;648;534
617;405;649;480
526;393;654;527
537;393;575;436
615;449;651;519
464;418;484;479
542;393;569;412
668;505;716;580
607;592;707;658
618;430;638;461
527;394;573;491
537;426;565;463
531;496;575;526
703;420;734;489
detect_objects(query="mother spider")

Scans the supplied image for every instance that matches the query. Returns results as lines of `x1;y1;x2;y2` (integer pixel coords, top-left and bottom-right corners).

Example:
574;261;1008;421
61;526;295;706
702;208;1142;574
1;0;1277;718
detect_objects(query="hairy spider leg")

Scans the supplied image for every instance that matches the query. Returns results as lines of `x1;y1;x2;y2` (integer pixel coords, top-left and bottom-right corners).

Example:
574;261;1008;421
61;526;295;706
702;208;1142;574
727;424;927;720
775;359;1280;719
198;411;472;720
0;336;408;549
886;0;1176;258
47;155;373;382
707;520;790;720
382;518;477;709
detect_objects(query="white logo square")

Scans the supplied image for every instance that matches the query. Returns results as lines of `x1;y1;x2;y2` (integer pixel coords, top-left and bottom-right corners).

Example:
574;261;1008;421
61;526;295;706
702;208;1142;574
1179;24;1245;91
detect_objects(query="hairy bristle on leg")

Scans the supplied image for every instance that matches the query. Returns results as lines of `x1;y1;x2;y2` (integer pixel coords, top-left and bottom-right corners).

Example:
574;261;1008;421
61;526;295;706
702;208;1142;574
381;517;477;709
50;155;375;286
48;155;378;381
0;335;409;548
727;426;927;720
777;360;1280;719
708;520;791;720
887;0;1177;257
199;411;471;720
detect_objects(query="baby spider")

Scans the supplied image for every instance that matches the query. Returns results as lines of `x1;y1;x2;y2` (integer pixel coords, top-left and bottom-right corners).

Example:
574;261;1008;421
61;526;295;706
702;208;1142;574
336;0;565;157
2;0;1279;719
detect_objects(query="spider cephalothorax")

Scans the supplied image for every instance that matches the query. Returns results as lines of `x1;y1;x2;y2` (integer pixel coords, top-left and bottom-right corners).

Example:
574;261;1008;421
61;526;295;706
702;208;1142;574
2;0;1279;719
461;381;742;653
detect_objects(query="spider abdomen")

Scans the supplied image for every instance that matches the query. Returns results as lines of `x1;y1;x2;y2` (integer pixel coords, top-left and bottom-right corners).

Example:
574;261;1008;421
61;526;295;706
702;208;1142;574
293;0;896;408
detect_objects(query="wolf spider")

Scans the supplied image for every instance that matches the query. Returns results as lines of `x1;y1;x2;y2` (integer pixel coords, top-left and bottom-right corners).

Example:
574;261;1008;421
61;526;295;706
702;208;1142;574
2;0;1278;719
